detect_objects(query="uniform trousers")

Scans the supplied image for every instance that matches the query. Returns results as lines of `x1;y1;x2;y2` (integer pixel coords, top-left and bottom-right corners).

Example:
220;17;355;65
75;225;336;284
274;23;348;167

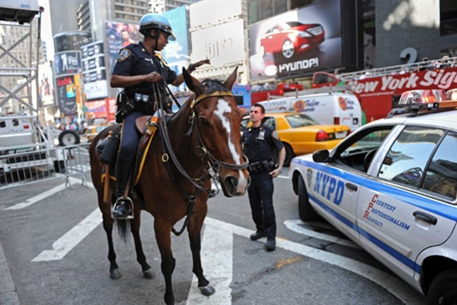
119;111;144;160
247;170;276;239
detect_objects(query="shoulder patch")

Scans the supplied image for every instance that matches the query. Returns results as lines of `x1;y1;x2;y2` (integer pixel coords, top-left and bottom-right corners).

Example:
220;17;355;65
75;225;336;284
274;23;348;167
117;49;131;62
272;130;280;140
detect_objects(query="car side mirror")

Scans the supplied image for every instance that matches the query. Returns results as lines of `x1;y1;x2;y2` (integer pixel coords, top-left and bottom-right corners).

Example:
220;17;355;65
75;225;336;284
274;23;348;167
313;149;329;163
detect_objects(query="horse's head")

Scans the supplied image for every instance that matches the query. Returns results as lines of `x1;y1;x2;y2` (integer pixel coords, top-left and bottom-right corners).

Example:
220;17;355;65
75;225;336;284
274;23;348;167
183;67;250;197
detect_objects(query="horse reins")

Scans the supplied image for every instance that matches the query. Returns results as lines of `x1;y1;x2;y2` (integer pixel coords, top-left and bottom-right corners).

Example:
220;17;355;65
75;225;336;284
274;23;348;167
153;79;248;236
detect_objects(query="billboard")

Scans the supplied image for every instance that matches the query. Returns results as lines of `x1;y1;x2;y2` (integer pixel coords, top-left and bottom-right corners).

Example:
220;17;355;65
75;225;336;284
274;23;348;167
105;21;140;73
162;6;190;64
249;0;342;81
38;61;55;107
189;0;242;29
81;41;108;100
54;51;82;76
56;75;78;116
191;19;245;67
85;98;116;122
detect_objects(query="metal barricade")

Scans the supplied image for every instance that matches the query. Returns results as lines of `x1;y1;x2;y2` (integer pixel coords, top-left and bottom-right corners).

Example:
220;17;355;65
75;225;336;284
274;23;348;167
0;143;91;189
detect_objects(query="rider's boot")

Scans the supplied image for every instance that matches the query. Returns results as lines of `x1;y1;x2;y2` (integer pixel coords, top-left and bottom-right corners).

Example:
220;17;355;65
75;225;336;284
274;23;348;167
112;155;134;219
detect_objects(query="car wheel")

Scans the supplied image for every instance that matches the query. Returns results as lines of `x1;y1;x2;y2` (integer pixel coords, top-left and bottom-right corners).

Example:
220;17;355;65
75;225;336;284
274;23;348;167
282;39;295;59
59;130;80;146
283;143;294;166
427;270;457;305
298;175;318;221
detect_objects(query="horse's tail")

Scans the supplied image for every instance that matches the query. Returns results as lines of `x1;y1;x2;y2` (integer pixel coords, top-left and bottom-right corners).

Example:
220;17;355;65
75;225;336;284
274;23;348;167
115;219;131;242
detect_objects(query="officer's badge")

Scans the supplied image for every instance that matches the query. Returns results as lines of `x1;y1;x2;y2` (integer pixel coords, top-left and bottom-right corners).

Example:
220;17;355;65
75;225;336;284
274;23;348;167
258;130;265;140
272;130;280;140
117;49;131;62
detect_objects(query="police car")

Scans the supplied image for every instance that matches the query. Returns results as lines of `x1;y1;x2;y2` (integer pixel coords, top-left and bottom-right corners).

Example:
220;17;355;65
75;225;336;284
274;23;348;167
289;89;457;305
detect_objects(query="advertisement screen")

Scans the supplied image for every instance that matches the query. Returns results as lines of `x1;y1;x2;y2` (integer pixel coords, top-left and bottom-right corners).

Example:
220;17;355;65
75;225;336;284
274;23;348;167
54;51;82;76
56;75;77;116
81;41;108;100
249;0;342;81
191;19;245;67
105;21;141;73
38;62;55;106
162;6;189;64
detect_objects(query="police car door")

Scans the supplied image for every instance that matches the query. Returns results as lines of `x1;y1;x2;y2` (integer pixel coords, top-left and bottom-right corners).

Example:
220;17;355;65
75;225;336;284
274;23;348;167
311;126;393;241
357;125;457;284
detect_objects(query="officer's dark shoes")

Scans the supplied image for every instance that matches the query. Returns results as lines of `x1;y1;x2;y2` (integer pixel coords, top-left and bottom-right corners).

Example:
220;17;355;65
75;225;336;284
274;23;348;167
250;231;266;241
264;238;276;252
112;197;133;219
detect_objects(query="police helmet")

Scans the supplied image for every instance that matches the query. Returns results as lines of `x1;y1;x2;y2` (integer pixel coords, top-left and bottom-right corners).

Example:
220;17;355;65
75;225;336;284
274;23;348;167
139;13;176;41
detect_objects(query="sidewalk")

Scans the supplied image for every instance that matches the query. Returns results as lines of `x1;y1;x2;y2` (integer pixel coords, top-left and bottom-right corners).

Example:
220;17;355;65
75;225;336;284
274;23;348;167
0;239;19;305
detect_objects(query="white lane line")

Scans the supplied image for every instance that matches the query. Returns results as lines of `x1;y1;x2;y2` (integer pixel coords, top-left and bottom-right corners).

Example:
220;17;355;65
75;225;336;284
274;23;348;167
32;208;102;262
284;219;360;249
5;177;89;210
204;217;423;305
186;223;232;305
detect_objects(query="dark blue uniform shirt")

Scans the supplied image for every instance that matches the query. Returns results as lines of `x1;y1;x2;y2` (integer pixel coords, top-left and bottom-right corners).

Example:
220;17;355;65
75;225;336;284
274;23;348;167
243;124;284;163
112;41;177;97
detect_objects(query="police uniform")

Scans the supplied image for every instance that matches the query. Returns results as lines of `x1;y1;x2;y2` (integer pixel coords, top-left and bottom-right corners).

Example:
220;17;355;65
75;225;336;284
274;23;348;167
112;41;176;161
243;124;284;240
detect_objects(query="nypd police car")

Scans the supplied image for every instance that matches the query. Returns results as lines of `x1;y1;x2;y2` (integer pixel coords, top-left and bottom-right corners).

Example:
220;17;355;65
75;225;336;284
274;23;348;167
289;90;457;305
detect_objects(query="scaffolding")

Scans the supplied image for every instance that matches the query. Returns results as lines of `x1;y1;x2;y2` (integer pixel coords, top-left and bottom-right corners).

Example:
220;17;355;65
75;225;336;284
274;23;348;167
0;2;42;114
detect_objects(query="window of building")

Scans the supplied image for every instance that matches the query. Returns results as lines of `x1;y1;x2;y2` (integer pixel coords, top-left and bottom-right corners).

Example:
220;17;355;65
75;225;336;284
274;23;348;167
440;0;457;36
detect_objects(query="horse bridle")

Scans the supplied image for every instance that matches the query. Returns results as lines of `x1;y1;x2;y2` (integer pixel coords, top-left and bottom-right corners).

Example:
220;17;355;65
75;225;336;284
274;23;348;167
189;91;249;178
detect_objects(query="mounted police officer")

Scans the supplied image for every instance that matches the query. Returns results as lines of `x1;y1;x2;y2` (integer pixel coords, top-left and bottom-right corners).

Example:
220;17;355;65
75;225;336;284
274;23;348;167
242;103;285;251
110;13;210;219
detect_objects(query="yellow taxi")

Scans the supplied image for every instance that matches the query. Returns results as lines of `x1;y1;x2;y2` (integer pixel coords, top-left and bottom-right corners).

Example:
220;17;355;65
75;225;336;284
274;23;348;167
241;112;350;165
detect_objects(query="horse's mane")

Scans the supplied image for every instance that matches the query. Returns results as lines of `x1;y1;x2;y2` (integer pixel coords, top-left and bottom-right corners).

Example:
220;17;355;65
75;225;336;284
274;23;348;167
201;79;228;93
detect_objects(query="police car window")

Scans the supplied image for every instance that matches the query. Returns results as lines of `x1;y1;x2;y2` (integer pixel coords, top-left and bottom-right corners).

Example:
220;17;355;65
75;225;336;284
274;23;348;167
337;128;392;172
285;114;318;128
422;132;457;200
378;126;444;188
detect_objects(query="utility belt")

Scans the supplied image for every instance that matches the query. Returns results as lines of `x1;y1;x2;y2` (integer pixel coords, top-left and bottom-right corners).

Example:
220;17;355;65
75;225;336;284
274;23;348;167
248;158;275;174
115;91;158;123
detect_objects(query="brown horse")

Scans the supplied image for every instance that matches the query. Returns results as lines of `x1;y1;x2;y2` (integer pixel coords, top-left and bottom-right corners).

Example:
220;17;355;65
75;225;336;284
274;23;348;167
89;67;250;305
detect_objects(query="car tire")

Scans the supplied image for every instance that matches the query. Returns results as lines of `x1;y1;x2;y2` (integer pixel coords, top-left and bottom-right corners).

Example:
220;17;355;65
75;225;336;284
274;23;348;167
427;270;457;305
283;143;294;166
59;130;80;146
282;39;295;59
298;174;318;221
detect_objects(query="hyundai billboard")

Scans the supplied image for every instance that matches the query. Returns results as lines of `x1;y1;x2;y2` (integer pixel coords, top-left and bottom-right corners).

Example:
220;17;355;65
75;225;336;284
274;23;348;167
249;0;342;81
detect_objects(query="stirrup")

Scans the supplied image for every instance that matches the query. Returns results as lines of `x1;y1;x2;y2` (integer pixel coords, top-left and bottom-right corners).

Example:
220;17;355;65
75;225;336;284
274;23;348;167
112;196;134;220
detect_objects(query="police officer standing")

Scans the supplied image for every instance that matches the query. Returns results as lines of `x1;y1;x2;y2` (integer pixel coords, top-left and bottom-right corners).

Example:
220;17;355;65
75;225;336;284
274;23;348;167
243;103;285;251
110;13;210;219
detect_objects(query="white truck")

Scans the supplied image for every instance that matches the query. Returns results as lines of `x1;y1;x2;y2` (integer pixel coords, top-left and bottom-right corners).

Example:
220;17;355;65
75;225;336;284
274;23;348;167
259;86;363;132
0;114;80;175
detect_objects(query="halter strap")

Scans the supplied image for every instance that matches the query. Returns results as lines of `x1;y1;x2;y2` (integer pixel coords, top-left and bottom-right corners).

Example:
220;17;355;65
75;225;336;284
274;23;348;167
191;91;233;108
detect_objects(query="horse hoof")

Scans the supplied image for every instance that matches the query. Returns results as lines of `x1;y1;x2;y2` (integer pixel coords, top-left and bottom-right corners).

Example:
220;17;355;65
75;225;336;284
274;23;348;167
110;269;122;280
199;285;215;296
143;269;154;279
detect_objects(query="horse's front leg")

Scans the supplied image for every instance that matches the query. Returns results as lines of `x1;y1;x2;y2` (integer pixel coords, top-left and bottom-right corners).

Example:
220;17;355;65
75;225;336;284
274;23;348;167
131;207;153;279
154;219;176;305
187;207;215;296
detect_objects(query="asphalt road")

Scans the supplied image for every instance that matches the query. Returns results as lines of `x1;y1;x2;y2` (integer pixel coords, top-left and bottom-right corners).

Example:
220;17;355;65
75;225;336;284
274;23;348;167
0;167;427;305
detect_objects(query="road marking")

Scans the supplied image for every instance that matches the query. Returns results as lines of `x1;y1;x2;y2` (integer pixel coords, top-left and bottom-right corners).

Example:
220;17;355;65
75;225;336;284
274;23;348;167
204;217;423;305
284;219;360;249
32;208;102;262
5;177;89;210
187;223;232;305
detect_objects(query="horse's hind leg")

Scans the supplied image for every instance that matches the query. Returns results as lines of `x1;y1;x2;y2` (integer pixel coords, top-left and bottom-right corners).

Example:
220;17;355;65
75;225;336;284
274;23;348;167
187;207;215;296
99;192;122;279
154;219;176;305
130;208;153;279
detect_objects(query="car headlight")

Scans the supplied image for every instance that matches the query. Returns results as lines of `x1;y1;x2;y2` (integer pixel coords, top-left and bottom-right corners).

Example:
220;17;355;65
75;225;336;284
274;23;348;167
298;31;312;38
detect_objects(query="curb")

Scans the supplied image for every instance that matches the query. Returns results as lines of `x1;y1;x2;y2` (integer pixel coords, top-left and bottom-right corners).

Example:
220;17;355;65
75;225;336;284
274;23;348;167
0;240;19;305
